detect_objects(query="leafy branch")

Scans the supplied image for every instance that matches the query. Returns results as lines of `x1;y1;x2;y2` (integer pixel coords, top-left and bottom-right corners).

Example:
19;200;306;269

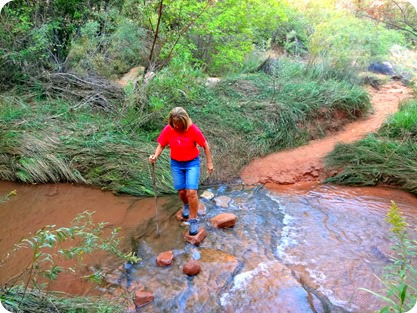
359;201;417;313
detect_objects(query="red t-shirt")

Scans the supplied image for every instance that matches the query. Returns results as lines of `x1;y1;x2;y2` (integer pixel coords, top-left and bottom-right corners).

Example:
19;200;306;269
157;124;207;161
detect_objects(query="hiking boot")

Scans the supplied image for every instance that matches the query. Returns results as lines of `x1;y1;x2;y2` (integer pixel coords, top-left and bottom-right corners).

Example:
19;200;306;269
189;219;199;236
182;204;190;219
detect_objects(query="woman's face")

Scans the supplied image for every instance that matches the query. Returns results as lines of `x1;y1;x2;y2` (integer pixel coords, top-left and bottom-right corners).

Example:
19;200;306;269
173;119;185;132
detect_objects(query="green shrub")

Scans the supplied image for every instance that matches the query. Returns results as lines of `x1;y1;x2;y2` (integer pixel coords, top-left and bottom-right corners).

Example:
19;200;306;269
188;0;288;75
309;12;406;71
271;8;310;56
0;0;111;88
146;47;206;109
379;101;417;139
67;11;147;78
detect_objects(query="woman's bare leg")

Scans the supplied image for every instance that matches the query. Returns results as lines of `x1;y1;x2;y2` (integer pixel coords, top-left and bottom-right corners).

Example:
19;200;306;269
186;189;198;219
178;189;188;204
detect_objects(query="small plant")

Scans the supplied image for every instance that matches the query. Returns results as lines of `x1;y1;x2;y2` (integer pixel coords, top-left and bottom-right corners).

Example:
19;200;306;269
360;201;417;312
0;190;16;204
0;211;140;311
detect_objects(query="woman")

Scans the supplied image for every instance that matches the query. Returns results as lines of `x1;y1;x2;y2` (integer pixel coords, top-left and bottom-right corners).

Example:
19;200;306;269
149;107;214;236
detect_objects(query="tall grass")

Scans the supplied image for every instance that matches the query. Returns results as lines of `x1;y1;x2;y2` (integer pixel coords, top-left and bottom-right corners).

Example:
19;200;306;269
0;58;369;194
0;94;174;195
1;287;124;313
183;58;370;180
325;99;417;195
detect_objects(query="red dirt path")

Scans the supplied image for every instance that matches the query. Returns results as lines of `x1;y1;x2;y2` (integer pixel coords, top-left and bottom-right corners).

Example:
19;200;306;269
241;81;413;186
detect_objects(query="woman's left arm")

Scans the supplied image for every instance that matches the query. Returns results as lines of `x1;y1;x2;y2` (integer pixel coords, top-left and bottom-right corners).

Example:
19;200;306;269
203;142;214;175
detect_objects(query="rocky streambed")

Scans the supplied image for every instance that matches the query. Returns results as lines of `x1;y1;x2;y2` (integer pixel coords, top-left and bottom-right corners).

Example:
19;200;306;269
1;181;417;312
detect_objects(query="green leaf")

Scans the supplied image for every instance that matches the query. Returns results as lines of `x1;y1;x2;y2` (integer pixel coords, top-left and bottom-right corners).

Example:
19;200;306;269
379;306;390;313
400;284;408;303
358;288;397;306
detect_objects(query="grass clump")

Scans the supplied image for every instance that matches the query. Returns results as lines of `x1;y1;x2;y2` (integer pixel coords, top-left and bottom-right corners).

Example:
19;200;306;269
325;99;417;195
0;94;174;195
1;285;124;313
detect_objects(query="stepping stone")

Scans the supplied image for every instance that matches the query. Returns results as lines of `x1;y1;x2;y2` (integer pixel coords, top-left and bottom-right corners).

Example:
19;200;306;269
183;260;201;276
175;202;207;220
134;290;154;307
175;209;189;221
200;190;215;200
156;251;174;267
184;228;206;245
213;195;231;208
198;201;207;216
210;213;237;228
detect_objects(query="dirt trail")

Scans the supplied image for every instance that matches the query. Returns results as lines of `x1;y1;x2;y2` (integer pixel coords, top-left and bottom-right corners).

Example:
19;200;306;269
241;81;413;186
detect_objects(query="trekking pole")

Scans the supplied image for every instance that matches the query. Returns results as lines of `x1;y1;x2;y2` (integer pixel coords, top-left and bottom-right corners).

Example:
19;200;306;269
151;162;160;238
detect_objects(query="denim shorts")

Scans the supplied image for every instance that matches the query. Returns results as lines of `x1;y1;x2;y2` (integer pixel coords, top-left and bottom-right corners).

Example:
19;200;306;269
170;156;200;190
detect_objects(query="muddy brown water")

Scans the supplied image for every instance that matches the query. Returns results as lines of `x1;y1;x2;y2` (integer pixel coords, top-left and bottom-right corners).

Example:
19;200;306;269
1;181;417;312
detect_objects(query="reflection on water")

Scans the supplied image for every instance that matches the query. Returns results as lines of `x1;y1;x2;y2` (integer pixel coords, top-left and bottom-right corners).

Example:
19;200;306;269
1;181;417;312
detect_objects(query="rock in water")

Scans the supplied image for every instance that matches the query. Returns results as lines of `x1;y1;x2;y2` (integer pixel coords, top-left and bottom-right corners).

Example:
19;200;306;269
175;209;189;221
210;213;237;228
134;290;154;307
156;251;174;267
213;196;231;208
200;190;215;200
184;228;207;245
183;260;201;276
198;201;207;216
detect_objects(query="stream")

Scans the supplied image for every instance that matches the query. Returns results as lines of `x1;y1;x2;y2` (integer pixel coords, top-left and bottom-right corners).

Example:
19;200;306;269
1;181;417;312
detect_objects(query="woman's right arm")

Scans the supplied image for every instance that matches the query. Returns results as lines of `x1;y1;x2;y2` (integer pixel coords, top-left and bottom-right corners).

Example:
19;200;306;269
149;144;165;163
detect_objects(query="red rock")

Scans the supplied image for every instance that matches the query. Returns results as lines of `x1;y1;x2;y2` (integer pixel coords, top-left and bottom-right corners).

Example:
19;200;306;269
210;213;237;228
200;190;214;200
214;196;231;208
183;260;201;276
198;201;207;216
156;250;174;267
175;209;189;221
176;202;206;219
134;290;154;307
184;228;206;245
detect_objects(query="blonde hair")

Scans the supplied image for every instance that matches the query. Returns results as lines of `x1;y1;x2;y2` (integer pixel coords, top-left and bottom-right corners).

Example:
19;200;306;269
168;107;192;130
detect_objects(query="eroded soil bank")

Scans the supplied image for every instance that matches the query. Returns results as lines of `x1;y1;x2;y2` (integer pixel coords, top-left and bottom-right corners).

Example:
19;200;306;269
241;81;413;186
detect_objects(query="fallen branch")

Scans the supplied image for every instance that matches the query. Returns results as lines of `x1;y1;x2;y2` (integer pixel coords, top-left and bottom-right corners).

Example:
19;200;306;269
38;72;124;112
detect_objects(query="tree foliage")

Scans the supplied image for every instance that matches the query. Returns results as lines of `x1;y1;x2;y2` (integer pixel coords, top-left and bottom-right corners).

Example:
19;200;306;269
0;0;292;85
309;12;406;71
0;0;117;87
353;0;417;44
